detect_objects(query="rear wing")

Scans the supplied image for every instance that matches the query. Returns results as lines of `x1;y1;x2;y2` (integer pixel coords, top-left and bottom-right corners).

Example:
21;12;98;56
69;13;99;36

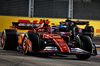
59;21;89;25
72;21;89;25
11;19;50;30
12;22;41;30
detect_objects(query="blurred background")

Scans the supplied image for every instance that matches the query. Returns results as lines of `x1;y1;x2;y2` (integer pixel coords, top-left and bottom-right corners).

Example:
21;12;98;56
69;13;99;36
0;0;100;20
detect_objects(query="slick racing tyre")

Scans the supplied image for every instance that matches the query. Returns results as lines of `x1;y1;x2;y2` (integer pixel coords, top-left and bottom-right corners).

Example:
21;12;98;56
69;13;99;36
1;29;18;50
76;35;92;60
23;32;40;55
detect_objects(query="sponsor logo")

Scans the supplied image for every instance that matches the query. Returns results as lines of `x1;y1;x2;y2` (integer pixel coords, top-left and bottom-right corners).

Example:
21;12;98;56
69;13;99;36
57;39;63;41
53;36;61;38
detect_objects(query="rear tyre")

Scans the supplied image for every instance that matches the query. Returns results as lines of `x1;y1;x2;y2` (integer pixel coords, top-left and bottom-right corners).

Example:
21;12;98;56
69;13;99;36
23;32;40;55
1;29;18;50
76;35;92;60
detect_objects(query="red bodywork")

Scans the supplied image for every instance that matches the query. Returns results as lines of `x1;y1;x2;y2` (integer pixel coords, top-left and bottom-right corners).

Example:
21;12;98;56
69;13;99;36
28;27;70;53
12;20;91;55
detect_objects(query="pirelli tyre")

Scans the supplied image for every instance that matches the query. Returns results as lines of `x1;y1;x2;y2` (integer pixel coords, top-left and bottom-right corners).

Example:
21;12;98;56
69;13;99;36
76;35;92;60
23;32;40;55
1;29;18;50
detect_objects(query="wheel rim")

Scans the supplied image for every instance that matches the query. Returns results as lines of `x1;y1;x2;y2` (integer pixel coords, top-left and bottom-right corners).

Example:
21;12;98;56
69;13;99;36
1;34;5;48
23;37;27;51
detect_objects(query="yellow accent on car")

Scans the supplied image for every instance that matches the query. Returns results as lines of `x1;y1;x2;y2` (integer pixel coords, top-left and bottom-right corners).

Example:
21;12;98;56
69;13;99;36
42;35;44;38
3;41;5;49
65;49;67;50
25;39;28;54
19;36;22;44
57;39;63;41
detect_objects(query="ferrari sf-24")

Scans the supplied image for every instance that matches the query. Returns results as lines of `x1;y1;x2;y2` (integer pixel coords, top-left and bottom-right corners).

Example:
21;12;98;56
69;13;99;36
1;20;97;60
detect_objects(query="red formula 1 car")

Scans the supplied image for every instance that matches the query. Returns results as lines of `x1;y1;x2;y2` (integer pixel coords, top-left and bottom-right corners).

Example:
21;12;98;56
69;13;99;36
1;20;97;60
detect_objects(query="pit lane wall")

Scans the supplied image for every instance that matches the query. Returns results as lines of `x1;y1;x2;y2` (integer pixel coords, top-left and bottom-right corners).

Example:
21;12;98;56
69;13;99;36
0;16;100;35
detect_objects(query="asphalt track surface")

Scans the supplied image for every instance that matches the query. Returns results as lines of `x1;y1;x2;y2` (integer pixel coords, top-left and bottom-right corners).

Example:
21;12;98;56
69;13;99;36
0;36;100;66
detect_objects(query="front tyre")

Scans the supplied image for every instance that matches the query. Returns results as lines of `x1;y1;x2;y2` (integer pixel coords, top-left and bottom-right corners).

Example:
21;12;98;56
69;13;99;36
22;32;40;55
76;35;92;60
